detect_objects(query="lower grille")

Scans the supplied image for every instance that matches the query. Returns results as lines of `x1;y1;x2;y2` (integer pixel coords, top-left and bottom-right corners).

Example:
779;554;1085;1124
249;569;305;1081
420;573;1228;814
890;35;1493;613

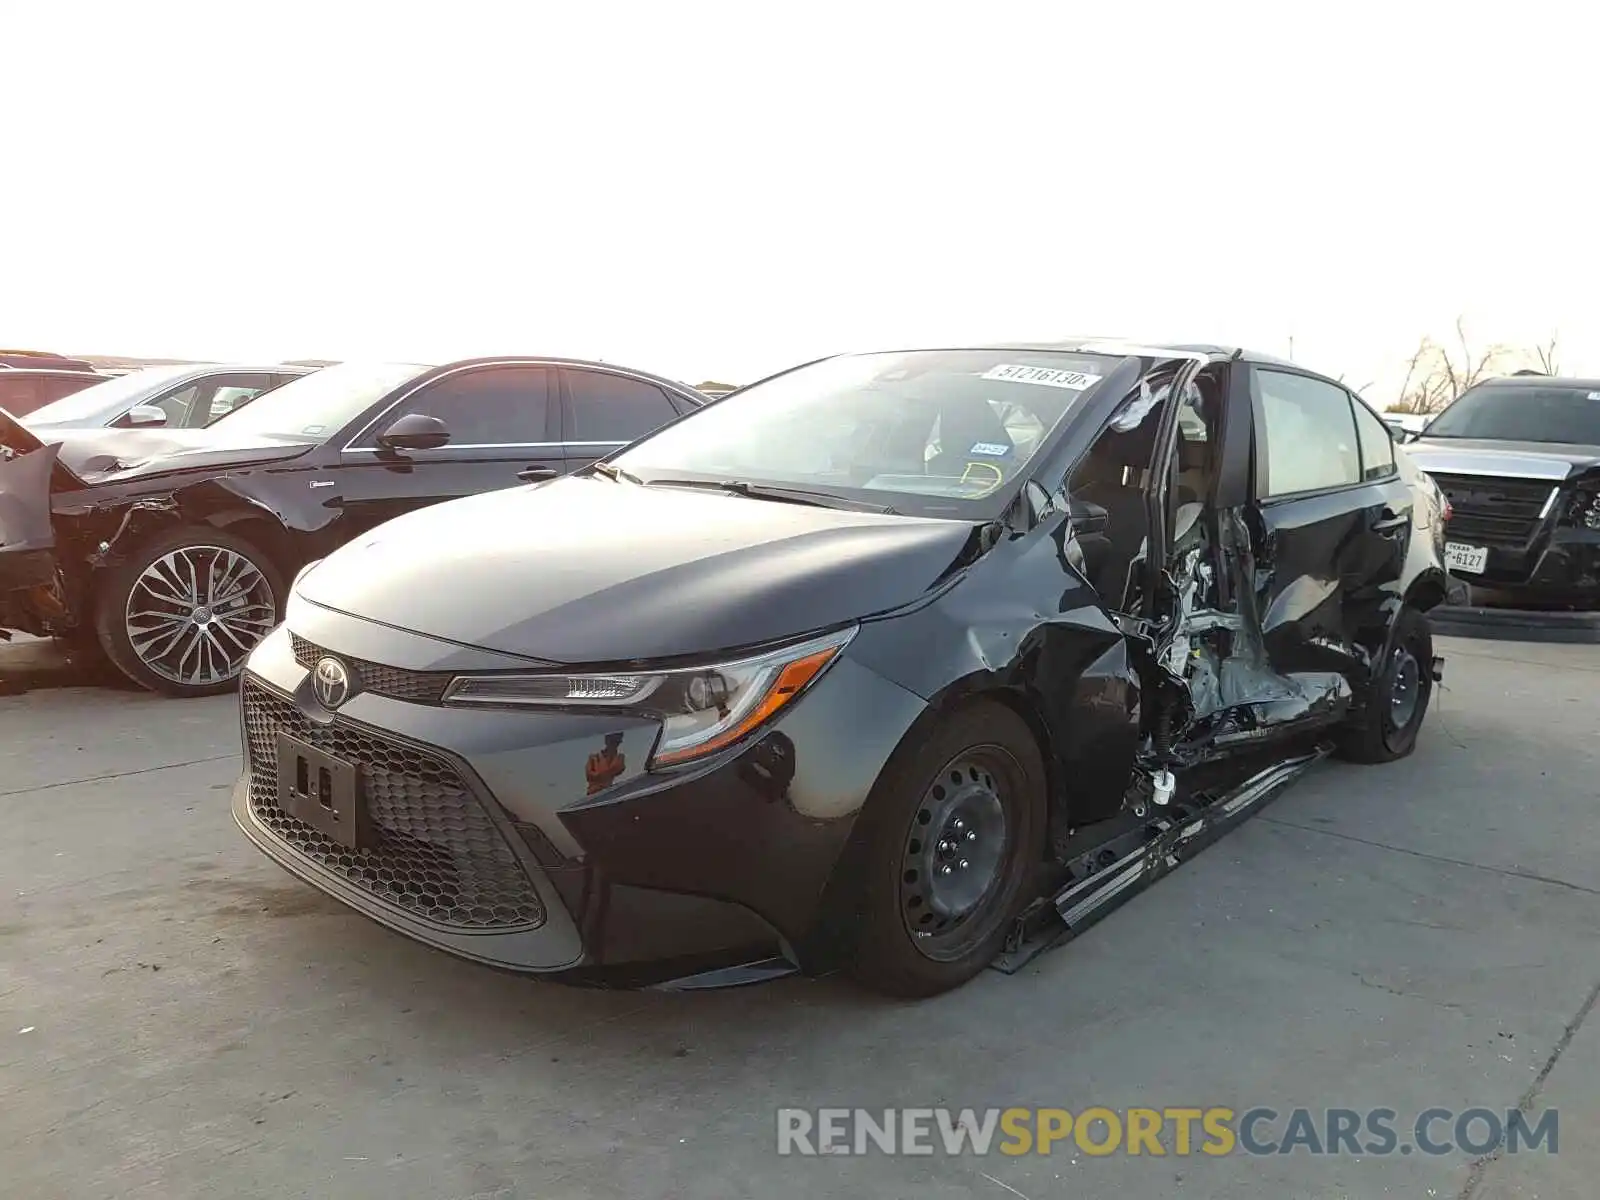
242;678;545;930
1429;472;1558;547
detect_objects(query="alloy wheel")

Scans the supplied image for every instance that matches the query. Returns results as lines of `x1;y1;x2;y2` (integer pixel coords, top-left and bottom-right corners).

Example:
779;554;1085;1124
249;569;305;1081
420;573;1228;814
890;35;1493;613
123;545;277;687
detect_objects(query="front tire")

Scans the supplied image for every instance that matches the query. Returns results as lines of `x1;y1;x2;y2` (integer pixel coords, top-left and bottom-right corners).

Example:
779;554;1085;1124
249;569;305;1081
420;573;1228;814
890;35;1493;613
1337;606;1434;763
93;526;284;698
849;701;1047;998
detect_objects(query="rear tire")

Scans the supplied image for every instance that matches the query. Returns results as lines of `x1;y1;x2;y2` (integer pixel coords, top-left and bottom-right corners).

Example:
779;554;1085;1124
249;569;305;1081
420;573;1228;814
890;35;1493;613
93;526;284;698
1336;606;1434;763
849;701;1047;998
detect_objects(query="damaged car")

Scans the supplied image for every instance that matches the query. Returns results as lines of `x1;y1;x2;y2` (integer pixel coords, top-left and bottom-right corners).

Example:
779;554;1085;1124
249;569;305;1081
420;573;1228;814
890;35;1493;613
232;341;1449;997
1403;374;1600;607
22;362;316;433
0;357;707;696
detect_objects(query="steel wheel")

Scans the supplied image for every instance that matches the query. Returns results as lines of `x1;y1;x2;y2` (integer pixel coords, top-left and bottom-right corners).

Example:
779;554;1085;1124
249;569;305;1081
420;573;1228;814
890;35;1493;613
898;750;1014;962
1335;606;1434;764
1387;645;1423;732
123;544;277;687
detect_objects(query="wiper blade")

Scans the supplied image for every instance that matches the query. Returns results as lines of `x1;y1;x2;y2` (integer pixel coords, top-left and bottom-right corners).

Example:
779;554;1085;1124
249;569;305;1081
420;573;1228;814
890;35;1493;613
589;461;645;484
724;481;898;514
645;477;896;514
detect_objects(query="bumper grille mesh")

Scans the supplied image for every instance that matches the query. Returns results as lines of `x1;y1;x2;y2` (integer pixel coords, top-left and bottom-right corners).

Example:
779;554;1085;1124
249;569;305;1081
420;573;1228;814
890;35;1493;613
289;633;454;704
242;678;545;930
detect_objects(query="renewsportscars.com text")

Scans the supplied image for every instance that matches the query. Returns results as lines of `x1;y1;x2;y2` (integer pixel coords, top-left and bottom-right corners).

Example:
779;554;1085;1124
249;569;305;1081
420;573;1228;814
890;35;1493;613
776;1106;1559;1158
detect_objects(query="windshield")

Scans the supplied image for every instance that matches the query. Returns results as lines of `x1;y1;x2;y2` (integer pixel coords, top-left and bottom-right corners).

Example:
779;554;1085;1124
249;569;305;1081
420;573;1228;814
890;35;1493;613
611;349;1116;517
1424;384;1600;445
209;361;431;440
23;364;197;426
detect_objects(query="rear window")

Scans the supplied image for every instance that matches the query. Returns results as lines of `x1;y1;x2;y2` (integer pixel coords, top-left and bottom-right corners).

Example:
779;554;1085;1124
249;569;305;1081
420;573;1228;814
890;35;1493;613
1425;384;1600;445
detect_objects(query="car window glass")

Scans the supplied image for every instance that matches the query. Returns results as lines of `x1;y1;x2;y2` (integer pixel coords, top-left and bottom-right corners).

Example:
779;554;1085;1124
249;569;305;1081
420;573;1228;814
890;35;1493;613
1424;383;1600;444
202;383;271;425
566;370;679;443
382;367;549;445
152;383;201;425
614;349;1112;518
1351;397;1396;480
1257;370;1362;497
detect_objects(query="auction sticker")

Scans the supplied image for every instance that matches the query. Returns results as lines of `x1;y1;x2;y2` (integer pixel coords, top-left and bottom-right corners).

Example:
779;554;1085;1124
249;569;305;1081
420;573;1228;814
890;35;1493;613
982;364;1103;390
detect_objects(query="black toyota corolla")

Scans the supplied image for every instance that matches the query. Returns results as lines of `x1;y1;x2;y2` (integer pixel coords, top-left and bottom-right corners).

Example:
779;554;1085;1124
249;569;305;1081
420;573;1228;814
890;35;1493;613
235;342;1447;996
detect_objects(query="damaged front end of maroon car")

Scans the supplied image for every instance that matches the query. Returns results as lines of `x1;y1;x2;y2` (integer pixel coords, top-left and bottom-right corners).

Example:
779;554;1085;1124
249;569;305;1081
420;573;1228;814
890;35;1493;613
0;408;87;639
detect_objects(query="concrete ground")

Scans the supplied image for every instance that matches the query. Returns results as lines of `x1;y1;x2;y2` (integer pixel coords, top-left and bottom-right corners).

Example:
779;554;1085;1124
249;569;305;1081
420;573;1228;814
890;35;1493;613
1;634;1597;1200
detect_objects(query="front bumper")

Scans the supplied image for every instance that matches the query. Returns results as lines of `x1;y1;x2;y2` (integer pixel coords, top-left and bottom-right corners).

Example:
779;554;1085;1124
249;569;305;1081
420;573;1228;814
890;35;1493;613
0;439;67;635
1454;526;1600;604
232;605;928;983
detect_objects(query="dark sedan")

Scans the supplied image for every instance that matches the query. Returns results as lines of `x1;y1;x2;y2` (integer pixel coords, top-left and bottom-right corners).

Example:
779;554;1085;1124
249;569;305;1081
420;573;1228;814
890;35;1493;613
1404;375;1600;607
232;341;1448;997
0;357;706;695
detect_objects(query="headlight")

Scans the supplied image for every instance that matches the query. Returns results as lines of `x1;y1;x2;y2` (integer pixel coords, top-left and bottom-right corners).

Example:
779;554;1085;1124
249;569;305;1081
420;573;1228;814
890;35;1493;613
442;626;857;769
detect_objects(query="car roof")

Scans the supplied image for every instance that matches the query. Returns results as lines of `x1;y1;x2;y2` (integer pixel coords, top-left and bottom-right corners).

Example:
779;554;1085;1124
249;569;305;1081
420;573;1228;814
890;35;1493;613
1470;374;1600;391
116;362;319;378
0;368;107;379
980;339;1302;369
0;350;97;369
428;355;708;400
844;339;1301;370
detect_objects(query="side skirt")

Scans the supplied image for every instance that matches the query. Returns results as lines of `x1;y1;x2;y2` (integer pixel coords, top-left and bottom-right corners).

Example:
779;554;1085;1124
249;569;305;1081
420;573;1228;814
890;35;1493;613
991;743;1331;974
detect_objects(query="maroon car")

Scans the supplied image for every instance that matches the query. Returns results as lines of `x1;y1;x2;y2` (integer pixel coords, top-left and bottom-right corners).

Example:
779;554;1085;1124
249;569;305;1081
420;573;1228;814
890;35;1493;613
0;367;108;417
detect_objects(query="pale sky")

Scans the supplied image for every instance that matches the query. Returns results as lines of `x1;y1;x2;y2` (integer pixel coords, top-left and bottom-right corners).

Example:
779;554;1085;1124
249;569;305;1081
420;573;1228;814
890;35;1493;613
5;2;1594;402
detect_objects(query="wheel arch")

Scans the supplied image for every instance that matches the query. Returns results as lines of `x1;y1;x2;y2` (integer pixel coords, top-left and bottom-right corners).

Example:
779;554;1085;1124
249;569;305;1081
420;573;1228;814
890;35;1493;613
1404;566;1449;615
200;509;302;581
798;679;1056;974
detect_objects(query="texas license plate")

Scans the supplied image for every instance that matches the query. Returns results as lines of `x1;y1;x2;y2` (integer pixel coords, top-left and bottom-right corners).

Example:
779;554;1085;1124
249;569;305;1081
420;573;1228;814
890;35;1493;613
276;733;368;848
1445;542;1488;575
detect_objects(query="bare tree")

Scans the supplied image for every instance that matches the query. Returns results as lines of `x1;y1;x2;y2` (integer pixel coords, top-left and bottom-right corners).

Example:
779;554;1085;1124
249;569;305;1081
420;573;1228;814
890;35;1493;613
1392;318;1557;414
1534;334;1560;376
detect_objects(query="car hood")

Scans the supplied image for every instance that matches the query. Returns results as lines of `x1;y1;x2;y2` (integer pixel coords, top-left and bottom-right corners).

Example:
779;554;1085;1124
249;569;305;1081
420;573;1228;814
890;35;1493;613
1404;437;1600;482
296;476;982;664
5;417;317;487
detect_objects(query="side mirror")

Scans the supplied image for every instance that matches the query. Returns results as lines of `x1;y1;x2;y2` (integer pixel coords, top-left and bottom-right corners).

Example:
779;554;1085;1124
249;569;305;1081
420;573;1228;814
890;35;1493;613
377;412;451;451
1068;497;1109;536
125;404;167;427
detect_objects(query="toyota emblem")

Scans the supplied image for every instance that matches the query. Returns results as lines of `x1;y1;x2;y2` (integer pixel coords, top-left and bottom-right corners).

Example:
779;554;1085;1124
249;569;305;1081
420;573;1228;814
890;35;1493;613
312;656;353;709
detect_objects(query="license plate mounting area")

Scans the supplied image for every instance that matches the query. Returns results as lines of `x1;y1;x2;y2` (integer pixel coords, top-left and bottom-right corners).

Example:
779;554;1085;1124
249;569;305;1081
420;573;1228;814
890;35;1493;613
275;733;369;848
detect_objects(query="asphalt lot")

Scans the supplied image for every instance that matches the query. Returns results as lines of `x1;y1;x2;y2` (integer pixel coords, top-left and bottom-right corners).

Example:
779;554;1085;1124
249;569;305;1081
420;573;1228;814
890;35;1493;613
3;633;1598;1200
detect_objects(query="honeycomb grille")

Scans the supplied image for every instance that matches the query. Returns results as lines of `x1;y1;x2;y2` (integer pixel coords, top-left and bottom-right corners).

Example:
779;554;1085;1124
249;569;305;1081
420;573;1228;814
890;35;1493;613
290;633;454;704
242;678;545;930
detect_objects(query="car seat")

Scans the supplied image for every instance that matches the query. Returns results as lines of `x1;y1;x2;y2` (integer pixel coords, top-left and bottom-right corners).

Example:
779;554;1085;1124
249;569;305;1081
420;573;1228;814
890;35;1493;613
927;398;1014;479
